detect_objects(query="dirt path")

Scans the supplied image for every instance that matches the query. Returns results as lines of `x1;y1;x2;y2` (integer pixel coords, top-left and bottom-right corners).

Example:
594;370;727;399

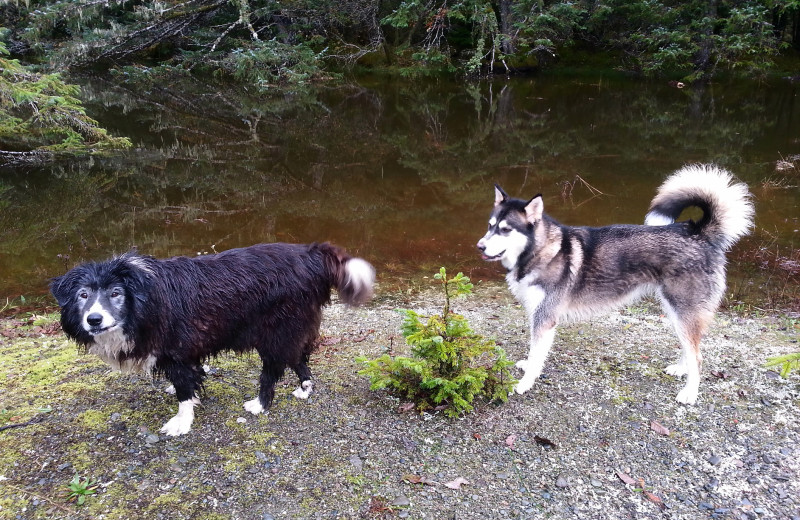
0;283;798;519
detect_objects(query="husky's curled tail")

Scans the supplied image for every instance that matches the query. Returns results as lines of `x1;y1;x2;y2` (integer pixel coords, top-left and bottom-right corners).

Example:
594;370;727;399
645;164;755;249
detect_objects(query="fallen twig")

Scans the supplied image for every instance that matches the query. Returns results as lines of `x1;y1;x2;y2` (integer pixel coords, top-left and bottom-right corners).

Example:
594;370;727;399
2;481;83;517
0;415;45;433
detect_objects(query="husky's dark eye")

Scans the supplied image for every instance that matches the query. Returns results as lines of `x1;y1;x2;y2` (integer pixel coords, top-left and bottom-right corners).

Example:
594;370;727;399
499;227;512;235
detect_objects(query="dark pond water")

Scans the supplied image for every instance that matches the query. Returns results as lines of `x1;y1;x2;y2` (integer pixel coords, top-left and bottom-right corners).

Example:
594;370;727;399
1;74;799;311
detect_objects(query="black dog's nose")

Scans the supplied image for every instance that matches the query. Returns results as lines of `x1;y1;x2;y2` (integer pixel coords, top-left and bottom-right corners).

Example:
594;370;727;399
86;313;103;327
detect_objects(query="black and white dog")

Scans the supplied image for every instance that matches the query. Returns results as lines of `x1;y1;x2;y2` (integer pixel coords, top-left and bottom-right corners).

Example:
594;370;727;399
51;243;375;436
478;164;754;404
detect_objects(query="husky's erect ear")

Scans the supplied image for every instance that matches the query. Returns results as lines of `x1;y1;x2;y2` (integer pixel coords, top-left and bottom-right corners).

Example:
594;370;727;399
524;194;544;223
494;184;508;207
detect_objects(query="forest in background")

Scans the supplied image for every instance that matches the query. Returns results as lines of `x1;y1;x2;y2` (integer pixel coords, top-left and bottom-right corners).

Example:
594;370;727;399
2;0;800;157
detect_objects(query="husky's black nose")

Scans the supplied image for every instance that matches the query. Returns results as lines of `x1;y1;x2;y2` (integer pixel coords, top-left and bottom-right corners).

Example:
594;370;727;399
86;313;103;327
477;241;486;252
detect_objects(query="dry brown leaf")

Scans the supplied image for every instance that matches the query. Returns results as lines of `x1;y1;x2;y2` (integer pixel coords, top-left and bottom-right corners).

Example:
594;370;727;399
398;402;415;413
352;329;375;342
615;470;637;486
534;435;557;449
320;336;342;346
473;433;482;440
403;474;435;486
644;491;666;510
443;477;470;490
504;434;517;449
650;420;670;436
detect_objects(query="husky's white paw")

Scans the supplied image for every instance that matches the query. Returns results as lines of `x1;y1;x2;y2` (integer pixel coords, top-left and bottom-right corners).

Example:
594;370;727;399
514;376;537;395
244;398;265;415
675;386;699;405
515;360;529;370
291;381;313;399
665;363;688;377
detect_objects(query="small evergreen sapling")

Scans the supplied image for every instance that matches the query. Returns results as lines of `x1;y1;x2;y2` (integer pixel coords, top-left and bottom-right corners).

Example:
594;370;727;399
357;268;516;417
765;352;800;378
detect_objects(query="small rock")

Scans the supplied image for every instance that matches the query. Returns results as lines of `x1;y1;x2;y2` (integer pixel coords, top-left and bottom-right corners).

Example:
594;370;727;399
391;495;410;507
590;479;602;488
145;434;160;444
349;454;363;471
556;476;569;488
708;455;721;466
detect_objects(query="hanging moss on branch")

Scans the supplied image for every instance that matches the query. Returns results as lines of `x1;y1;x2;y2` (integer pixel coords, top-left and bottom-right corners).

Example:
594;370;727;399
357;267;516;417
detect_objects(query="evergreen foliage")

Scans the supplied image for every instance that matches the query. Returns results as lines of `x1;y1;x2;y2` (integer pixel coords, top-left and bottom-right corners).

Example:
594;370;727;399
357;268;516;417
2;0;799;81
0;38;131;159
765;351;800;378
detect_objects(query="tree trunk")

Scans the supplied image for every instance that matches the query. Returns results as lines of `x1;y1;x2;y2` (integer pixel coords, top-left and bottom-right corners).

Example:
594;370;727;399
694;0;718;80
498;0;515;54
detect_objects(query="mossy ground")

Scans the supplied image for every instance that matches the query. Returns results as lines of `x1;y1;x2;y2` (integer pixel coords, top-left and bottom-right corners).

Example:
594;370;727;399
0;286;797;519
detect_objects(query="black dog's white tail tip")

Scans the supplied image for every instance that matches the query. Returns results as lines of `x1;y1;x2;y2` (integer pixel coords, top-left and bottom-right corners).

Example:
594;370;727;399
340;257;375;305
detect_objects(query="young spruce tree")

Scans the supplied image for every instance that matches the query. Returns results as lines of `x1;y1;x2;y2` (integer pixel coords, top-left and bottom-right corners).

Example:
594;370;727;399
358;267;516;417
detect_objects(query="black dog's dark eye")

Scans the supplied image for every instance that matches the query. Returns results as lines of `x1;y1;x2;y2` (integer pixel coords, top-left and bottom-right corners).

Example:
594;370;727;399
79;292;88;299
111;290;121;298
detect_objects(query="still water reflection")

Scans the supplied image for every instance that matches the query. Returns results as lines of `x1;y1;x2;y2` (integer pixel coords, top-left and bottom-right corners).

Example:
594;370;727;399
1;75;798;309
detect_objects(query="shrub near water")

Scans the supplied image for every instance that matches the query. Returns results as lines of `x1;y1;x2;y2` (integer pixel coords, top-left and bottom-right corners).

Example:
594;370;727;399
358;268;516;417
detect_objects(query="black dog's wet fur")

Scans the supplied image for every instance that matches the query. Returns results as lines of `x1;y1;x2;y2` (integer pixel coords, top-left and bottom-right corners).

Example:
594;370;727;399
51;243;369;411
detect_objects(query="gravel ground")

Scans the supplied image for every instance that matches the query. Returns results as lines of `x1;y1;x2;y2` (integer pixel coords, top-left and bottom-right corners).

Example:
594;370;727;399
0;282;798;520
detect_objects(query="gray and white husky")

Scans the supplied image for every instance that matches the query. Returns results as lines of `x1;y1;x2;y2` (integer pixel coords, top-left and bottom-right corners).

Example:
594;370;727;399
477;164;754;404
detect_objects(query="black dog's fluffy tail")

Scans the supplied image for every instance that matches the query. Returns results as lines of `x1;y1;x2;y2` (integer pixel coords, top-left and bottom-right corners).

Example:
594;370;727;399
644;164;755;250
317;243;375;305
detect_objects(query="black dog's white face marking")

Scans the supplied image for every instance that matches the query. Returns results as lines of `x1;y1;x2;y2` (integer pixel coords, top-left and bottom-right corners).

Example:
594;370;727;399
74;285;126;335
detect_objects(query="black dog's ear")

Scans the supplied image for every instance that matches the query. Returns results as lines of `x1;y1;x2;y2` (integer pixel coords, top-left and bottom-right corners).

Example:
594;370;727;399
494;184;508;207
113;253;152;307
50;272;77;307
